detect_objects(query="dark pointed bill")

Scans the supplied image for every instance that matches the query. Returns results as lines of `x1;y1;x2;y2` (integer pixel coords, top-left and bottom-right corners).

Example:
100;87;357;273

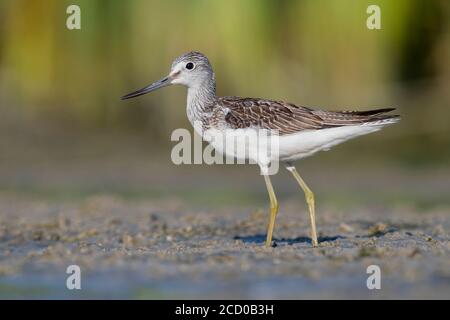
121;76;171;100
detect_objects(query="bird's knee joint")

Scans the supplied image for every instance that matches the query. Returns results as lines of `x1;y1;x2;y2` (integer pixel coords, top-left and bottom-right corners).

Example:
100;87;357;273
306;191;314;203
270;202;279;212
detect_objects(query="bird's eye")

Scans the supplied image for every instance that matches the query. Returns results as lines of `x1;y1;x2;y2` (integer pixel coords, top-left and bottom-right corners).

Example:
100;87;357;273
186;62;194;70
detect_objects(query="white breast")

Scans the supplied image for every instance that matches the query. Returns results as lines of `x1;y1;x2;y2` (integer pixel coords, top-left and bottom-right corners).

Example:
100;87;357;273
204;128;278;167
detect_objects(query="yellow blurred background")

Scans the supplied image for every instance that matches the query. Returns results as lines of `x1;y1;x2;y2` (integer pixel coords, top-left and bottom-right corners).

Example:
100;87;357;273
0;0;449;165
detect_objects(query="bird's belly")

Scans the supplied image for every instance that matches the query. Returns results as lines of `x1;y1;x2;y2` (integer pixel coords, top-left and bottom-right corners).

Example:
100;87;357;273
278;124;382;161
203;124;383;164
203;128;278;165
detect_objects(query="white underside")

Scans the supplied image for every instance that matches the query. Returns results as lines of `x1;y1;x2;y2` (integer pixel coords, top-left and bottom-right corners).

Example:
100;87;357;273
278;121;395;162
203;119;398;169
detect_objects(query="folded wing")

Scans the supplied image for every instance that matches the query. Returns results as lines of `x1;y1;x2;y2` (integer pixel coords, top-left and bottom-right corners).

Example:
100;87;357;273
220;96;399;136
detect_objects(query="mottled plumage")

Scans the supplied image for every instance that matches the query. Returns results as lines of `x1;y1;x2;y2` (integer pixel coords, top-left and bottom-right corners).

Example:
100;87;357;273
122;51;400;247
218;97;398;135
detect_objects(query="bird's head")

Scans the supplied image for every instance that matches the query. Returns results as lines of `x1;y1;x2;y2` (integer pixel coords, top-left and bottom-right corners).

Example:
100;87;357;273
121;51;214;100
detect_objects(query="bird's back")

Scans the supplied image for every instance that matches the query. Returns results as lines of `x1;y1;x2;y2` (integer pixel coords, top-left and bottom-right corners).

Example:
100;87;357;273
217;96;399;135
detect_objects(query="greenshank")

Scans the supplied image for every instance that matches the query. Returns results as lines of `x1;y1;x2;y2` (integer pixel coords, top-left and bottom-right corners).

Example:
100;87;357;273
122;51;400;247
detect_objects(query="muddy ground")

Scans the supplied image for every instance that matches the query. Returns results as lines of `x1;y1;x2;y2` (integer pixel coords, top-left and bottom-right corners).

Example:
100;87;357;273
0;195;449;299
0;137;449;299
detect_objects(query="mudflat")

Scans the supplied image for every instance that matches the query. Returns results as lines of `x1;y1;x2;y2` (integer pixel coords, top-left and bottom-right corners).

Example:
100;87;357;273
0;185;448;298
0;143;448;299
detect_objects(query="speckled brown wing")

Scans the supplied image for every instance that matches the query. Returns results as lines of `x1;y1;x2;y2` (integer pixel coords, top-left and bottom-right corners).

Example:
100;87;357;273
219;97;327;135
220;96;399;136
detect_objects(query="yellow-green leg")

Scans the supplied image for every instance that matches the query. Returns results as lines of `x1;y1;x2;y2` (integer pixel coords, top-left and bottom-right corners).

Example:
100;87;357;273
286;164;319;247
263;174;279;247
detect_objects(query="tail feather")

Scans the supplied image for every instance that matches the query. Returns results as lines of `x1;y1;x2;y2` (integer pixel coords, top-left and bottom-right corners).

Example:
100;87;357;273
312;108;400;127
339;107;396;116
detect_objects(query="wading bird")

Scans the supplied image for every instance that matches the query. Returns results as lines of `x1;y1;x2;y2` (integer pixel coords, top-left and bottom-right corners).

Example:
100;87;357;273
122;51;399;247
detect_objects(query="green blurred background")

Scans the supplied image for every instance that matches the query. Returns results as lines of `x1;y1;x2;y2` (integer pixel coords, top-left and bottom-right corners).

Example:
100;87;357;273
0;0;449;184
1;1;449;299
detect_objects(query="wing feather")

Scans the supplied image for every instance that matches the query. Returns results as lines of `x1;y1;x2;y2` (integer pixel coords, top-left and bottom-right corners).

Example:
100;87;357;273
219;97;399;136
